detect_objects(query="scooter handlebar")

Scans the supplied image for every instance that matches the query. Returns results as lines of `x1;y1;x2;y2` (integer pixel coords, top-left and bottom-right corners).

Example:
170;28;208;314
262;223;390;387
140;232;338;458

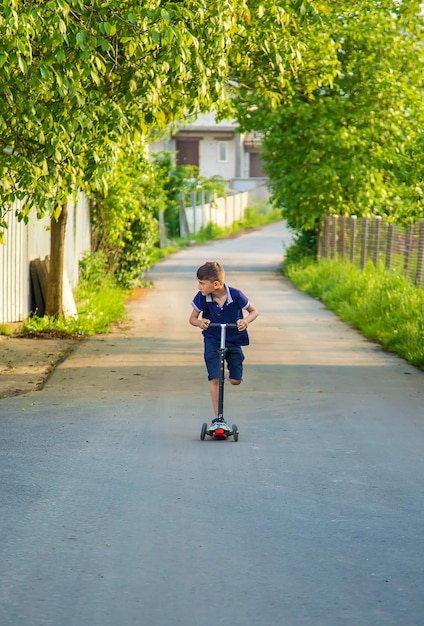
207;322;239;328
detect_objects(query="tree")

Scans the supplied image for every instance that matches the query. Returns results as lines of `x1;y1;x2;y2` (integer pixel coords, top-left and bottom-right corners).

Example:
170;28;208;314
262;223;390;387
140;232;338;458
233;0;424;232
0;0;247;315
90;140;163;288
90;147;229;285
228;0;340;109
150;151;199;240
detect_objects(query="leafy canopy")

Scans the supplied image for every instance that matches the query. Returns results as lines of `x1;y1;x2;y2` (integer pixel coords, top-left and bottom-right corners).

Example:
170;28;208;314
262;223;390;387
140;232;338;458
233;0;424;231
228;0;340;107
0;0;349;234
0;0;246;234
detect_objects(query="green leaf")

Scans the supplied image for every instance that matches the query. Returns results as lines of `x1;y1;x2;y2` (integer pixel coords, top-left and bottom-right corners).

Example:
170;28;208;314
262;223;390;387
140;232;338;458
76;31;87;50
17;55;27;74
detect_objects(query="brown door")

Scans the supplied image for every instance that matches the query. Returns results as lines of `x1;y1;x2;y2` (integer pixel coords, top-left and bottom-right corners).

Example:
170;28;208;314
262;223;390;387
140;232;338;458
176;140;199;167
249;152;265;178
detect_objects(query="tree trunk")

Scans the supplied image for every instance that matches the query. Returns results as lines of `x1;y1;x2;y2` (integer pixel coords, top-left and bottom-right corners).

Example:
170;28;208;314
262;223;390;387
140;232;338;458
45;202;68;317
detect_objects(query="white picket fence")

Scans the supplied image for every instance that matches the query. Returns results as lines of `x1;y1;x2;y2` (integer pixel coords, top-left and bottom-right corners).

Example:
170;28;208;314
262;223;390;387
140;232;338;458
180;190;250;236
0;192;91;323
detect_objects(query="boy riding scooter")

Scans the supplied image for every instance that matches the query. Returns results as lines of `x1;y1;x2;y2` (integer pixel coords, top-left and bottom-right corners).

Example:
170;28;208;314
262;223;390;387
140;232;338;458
189;261;259;436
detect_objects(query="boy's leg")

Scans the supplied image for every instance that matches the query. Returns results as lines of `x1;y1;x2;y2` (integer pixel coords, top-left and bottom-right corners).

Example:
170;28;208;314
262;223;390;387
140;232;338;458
226;345;244;386
209;378;219;418
204;342;220;418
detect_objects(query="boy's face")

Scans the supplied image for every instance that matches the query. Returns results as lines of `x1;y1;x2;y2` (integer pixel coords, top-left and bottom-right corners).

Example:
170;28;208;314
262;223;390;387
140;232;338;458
197;278;222;296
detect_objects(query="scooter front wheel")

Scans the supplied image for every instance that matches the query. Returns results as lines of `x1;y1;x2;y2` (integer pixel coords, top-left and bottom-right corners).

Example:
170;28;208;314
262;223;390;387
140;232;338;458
200;422;208;441
232;424;239;442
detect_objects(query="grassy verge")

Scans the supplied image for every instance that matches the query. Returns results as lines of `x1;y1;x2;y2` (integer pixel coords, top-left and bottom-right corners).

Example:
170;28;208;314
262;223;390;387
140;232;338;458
16;202;280;338
285;257;424;369
22;283;127;337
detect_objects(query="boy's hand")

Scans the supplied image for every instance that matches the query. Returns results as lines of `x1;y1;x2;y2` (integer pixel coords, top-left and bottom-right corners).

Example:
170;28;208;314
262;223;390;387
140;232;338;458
200;318;210;330
237;319;248;331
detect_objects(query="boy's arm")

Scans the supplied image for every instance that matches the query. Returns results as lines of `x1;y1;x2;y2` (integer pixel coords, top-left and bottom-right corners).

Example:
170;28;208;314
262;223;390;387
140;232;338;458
189;307;210;330
237;302;259;331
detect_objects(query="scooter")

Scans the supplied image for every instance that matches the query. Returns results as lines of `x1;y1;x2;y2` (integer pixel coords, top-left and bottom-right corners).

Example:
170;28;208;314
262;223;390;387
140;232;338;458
200;323;239;442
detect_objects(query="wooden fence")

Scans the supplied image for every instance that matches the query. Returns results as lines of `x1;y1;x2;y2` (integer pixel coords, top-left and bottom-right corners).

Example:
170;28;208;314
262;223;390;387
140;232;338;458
318;215;424;288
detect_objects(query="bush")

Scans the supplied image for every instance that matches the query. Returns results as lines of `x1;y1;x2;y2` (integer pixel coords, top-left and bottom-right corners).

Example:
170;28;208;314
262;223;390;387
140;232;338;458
282;229;317;270
232;201;282;230
78;250;109;290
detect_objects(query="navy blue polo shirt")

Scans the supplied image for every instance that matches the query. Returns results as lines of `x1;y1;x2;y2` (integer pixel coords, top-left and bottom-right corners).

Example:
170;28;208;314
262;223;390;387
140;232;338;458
192;285;250;346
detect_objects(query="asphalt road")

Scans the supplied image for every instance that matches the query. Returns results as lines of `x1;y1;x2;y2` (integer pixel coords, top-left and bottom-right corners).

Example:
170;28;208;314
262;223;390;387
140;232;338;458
1;221;424;626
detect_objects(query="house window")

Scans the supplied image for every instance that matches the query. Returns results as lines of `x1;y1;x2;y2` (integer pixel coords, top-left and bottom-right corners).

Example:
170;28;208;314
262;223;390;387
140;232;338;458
217;141;228;163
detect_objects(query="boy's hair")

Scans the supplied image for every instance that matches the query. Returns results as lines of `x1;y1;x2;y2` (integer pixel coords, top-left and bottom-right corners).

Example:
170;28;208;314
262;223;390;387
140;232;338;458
196;261;225;284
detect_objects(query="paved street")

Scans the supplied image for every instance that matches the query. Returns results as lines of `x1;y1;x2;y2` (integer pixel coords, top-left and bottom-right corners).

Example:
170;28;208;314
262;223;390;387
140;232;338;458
1;221;424;626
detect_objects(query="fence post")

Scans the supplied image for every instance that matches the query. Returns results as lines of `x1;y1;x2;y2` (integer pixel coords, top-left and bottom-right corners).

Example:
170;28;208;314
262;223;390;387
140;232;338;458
158;210;166;248
190;192;197;234
339;216;346;259
199;190;205;229
323;215;330;258
206;190;212;224
404;224;414;279
360;218;368;268
350;216;357;263
416;219;424;288
386;223;394;269
317;218;322;258
179;193;190;238
373;216;381;265
331;215;338;258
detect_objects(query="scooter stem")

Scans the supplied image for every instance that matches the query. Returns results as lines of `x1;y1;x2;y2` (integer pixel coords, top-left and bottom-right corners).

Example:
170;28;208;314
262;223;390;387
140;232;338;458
219;323;227;350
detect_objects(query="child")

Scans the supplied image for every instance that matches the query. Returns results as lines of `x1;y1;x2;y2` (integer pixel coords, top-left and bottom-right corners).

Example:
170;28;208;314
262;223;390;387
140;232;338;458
189;261;258;421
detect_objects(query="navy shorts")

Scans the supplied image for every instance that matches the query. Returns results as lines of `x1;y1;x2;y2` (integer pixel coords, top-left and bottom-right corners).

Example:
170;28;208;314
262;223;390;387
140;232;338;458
204;342;245;381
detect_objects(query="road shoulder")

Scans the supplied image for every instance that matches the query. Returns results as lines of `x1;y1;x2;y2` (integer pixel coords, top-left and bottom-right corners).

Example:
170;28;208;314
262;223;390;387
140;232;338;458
0;335;83;399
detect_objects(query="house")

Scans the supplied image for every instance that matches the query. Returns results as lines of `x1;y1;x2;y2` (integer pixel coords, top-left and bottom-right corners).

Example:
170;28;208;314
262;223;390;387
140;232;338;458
150;112;268;196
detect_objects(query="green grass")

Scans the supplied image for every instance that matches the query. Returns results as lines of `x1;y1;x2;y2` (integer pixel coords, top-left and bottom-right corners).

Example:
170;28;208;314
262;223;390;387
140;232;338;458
22;282;127;337
0;323;14;336
285;257;424;369
22;253;128;337
236;201;282;228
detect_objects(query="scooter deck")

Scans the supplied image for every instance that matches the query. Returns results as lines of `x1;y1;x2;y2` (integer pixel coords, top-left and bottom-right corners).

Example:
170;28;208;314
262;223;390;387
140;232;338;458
201;420;239;441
